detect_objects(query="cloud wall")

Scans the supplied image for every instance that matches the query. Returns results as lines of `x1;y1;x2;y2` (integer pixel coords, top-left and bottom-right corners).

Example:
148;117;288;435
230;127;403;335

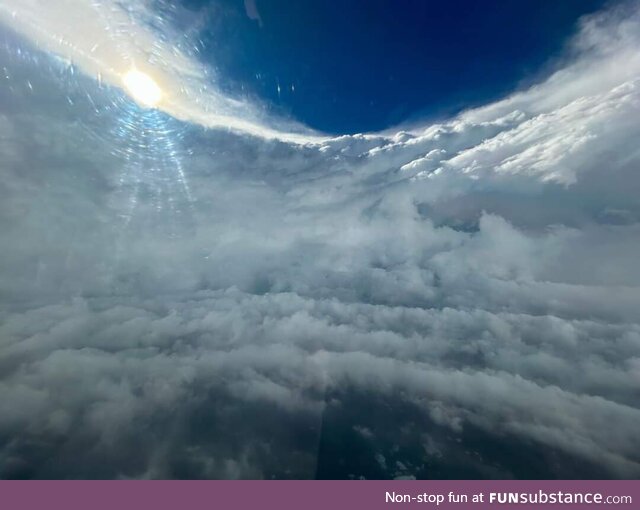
0;0;639;479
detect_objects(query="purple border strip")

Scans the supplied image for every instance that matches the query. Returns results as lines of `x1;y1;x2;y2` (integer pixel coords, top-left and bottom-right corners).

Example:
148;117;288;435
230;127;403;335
1;480;638;510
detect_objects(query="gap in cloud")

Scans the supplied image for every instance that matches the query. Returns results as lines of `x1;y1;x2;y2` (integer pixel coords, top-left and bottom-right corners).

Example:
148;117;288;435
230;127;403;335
184;0;612;134
1;0;640;480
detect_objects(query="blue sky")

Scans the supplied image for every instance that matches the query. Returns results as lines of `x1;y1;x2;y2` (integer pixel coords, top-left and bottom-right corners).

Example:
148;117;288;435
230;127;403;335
1;0;640;480
188;0;610;133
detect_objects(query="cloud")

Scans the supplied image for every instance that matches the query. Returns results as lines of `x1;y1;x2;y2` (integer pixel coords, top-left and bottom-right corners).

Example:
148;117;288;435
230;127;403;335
0;0;639;479
0;0;319;141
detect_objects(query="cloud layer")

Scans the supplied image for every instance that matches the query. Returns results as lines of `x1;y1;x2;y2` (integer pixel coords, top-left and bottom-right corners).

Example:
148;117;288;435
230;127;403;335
0;0;640;479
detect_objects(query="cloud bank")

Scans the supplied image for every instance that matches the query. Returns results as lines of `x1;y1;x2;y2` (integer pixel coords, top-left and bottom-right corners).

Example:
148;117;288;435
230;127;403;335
0;0;639;479
0;0;319;141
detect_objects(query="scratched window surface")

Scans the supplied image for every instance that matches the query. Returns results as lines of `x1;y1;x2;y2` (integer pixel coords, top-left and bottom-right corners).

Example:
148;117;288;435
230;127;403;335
0;0;639;479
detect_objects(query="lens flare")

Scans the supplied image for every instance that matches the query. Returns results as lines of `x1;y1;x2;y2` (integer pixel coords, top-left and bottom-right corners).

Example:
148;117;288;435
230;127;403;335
122;69;162;108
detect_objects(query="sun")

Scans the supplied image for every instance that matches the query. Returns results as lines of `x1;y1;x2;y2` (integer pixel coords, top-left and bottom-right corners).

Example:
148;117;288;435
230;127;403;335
122;69;163;108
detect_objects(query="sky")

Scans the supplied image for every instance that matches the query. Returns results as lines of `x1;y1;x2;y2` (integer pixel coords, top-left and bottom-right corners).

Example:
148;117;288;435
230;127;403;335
194;0;610;133
0;0;640;480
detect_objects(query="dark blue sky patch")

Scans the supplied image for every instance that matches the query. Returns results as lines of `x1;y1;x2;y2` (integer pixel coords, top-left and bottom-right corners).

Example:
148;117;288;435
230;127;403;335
183;0;611;134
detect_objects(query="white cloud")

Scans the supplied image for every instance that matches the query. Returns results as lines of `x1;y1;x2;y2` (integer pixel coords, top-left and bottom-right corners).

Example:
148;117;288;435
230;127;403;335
0;0;321;142
0;0;639;479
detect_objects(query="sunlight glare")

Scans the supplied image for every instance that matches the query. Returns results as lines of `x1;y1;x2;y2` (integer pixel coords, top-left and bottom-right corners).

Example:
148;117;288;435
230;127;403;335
122;69;163;108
